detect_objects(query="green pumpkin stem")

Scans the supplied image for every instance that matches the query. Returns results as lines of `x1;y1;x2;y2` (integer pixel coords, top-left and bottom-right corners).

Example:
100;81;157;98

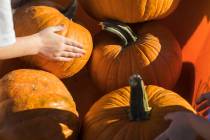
100;20;138;46
129;74;152;121
64;0;78;20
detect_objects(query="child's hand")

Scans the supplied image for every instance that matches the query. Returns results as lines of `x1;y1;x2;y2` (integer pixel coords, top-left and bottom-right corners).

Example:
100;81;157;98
35;25;85;61
196;93;210;117
155;112;197;140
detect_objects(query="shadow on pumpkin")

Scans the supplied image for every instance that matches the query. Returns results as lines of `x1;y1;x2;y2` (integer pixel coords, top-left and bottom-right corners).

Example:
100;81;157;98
81;105;195;139
0;109;79;140
159;0;210;48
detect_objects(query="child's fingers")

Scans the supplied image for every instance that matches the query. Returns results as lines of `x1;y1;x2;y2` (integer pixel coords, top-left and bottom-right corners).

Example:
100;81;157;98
202;108;210;117
196;101;210;112
64;45;86;54
65;38;83;48
196;93;210;105
59;51;83;58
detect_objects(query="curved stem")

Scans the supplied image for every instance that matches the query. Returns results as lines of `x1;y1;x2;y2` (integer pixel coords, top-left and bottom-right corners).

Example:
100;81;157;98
100;20;138;47
63;0;78;20
129;74;152;121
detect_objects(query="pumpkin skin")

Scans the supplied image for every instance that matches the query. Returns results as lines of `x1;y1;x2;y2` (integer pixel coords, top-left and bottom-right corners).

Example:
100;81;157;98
14;5;93;79
83;78;195;140
79;0;180;23
75;1;100;36
91;22;182;93
0;69;79;140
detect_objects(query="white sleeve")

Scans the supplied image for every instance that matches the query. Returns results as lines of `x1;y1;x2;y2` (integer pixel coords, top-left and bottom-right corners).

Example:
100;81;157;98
0;0;16;47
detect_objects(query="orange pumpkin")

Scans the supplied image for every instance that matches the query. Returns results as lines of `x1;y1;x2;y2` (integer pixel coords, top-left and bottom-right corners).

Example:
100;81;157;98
0;69;79;140
83;74;196;140
90;21;182;93
75;1;100;36
79;0;180;23
14;4;93;79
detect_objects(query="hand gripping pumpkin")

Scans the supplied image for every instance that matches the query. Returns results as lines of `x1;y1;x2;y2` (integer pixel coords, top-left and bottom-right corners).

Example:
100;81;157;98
14;1;93;79
80;0;180;23
83;74;196;140
0;69;79;140
90;21;182;93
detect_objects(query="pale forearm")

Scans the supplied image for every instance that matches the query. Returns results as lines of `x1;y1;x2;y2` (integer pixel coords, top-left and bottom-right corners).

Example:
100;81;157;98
0;34;40;60
188;114;210;140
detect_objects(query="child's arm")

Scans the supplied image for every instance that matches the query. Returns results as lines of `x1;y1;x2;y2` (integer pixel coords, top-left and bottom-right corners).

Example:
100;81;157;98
155;112;210;140
155;92;210;140
0;0;85;61
0;26;85;61
189;113;210;140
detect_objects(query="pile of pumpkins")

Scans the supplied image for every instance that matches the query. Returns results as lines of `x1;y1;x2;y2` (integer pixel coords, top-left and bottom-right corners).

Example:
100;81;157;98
0;0;203;140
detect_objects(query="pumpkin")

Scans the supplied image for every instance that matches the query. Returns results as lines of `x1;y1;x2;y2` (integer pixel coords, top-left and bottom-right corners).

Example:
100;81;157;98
75;1;100;36
158;0;210;104
0;69;79;140
83;74;196;140
79;0;180;23
12;0;100;36
90;21;182;93
14;3;93;79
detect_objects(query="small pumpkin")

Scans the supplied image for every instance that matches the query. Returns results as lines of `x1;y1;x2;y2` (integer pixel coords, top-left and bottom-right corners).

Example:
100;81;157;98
0;69;79;140
80;0;180;23
83;74;196;140
14;2;93;79
90;21;182;93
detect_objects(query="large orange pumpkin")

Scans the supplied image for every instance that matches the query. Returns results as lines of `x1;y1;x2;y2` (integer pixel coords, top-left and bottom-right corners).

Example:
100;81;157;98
91;21;182;93
75;1;100;36
83;74;196;140
0;69;79;140
79;0;180;23
14;4;93;79
161;0;210;105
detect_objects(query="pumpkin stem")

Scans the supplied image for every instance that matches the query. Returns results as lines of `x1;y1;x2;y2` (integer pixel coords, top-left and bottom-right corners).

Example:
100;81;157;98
64;0;78;20
129;74;152;121
100;20;138;46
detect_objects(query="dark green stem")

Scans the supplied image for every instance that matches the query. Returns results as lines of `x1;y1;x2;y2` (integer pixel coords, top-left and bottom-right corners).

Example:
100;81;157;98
129;74;152;121
100;20;138;47
64;0;78;20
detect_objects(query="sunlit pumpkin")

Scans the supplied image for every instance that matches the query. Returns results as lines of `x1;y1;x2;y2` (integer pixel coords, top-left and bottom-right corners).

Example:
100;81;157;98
80;0;180;23
91;21;182;93
14;4;93;79
0;69;79;140
83;74;196;140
